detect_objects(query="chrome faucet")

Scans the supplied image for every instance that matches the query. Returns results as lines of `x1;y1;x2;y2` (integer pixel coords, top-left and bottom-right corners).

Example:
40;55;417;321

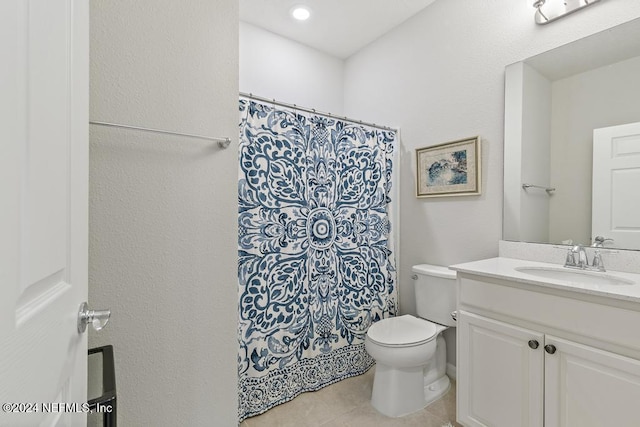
563;244;609;272
570;245;589;269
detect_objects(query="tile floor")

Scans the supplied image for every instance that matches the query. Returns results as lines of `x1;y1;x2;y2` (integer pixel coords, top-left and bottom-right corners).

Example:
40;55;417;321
240;367;462;427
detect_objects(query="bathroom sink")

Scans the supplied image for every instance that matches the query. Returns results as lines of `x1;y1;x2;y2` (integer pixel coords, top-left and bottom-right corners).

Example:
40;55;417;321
515;266;634;286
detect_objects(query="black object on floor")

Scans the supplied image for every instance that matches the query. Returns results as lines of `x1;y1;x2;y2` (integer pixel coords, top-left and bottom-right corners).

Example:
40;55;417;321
88;345;117;427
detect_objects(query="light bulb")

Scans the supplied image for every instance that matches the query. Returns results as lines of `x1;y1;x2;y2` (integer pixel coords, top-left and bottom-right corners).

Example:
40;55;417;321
291;6;311;21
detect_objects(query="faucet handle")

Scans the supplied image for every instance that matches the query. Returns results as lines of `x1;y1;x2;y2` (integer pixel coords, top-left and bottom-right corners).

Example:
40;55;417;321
591;249;606;272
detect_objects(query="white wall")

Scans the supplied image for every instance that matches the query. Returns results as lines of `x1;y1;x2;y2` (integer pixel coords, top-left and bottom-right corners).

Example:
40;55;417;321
88;1;238;426
239;21;344;114
520;63;552;243
343;0;640;365
504;62;552;244
549;54;640;245
344;0;640;313
503;63;525;247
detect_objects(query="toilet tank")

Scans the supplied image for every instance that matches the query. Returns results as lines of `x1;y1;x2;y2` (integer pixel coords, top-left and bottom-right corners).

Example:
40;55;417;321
412;264;457;327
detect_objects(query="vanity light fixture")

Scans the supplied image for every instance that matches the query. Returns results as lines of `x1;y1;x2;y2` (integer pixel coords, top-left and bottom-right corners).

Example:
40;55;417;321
533;0;600;25
291;6;311;21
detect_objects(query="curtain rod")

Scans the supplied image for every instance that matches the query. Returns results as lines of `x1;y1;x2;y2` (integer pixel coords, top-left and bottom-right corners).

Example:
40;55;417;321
90;121;232;148
239;92;397;132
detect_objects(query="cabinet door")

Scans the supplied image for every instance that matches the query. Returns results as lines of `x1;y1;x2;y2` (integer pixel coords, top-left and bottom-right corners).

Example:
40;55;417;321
458;311;544;427
545;336;640;427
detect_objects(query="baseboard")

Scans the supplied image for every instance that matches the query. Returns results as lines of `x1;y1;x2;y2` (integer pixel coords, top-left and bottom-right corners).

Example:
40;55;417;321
446;362;456;380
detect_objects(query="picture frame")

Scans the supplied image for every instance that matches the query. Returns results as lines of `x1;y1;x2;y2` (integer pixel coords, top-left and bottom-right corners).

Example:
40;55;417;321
416;136;481;198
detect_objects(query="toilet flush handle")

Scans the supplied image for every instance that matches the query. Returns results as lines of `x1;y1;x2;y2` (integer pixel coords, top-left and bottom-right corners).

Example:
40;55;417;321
451;311;457;321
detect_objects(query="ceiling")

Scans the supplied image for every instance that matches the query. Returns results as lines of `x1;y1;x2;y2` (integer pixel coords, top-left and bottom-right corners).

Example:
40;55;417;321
239;0;437;59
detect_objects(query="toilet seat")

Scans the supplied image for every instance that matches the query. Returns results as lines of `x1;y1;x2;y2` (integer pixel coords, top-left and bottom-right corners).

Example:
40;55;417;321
367;315;437;348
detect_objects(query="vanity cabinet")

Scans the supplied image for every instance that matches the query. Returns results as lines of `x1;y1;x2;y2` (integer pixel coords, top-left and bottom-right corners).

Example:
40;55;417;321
544;335;640;427
456;273;640;427
459;312;543;426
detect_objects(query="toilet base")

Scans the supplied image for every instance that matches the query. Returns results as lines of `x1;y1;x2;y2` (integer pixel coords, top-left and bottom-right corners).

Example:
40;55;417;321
424;374;451;406
371;362;427;418
370;363;451;418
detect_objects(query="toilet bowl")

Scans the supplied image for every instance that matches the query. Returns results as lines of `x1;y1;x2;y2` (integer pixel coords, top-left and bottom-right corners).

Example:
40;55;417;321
365;264;457;418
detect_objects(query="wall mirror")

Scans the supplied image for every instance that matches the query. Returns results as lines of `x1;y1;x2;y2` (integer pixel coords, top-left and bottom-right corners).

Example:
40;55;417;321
503;17;640;250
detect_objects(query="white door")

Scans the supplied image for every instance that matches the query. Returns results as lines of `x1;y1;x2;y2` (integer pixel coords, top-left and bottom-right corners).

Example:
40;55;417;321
0;0;89;426
592;122;640;249
458;311;544;427
544;336;640;427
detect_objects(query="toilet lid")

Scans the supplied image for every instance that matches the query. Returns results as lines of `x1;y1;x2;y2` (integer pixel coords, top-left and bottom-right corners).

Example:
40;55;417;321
367;315;437;347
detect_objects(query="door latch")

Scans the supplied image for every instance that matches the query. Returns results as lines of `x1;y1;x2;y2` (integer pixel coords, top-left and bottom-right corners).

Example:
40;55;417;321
78;302;111;333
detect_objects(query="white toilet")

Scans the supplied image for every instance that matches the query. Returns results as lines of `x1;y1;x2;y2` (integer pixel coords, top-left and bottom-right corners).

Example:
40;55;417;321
365;264;457;418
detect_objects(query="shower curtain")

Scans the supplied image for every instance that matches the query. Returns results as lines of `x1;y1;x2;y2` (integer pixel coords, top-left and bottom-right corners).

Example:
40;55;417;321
237;98;397;421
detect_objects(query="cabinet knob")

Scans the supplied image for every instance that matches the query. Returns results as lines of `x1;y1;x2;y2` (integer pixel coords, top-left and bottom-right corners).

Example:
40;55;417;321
544;344;557;354
528;340;539;350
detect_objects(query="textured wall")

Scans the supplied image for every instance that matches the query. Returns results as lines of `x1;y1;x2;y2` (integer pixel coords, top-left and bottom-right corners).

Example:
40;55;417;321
344;0;640;313
239;21;345;114
343;0;640;365
88;1;238;425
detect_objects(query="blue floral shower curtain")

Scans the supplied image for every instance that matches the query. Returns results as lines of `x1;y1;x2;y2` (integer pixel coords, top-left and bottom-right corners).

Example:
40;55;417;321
237;98;397;421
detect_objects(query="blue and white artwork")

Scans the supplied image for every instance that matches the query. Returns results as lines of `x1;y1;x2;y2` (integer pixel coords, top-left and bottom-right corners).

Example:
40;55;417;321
416;137;480;197
427;150;468;186
237;99;397;421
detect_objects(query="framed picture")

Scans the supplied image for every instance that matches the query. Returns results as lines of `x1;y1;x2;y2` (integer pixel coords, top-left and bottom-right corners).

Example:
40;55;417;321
416;136;481;198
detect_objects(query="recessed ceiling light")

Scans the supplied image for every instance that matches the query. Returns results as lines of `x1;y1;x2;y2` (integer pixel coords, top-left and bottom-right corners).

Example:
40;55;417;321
291;6;311;21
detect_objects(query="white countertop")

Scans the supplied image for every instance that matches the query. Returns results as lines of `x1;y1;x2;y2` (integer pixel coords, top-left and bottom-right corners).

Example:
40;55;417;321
449;257;640;304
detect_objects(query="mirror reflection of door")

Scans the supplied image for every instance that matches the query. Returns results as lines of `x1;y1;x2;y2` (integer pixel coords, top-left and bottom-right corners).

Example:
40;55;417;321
592;122;640;249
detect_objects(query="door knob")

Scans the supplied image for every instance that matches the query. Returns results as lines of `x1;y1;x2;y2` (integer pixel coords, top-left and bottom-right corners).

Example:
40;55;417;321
78;302;111;333
544;344;557;354
528;340;539;349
